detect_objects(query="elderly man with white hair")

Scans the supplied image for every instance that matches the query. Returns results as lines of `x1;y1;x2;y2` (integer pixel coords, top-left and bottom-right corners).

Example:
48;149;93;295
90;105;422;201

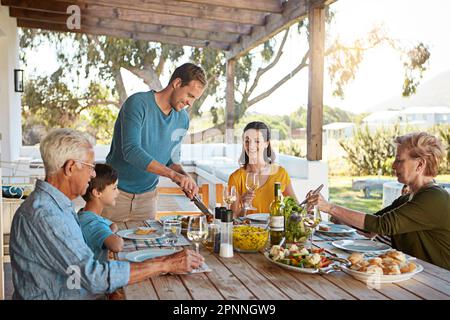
9;128;204;300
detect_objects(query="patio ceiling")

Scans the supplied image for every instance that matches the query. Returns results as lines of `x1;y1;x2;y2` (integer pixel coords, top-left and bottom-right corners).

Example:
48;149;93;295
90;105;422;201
1;0;333;58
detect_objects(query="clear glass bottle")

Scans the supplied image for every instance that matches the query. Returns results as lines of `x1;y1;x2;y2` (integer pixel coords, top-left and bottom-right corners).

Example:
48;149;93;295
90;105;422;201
269;182;285;246
219;209;234;258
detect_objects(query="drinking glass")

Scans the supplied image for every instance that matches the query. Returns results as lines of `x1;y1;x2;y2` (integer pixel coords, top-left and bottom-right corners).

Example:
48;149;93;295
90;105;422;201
244;172;260;211
223;185;237;209
187;216;208;254
304;205;322;250
163;220;181;248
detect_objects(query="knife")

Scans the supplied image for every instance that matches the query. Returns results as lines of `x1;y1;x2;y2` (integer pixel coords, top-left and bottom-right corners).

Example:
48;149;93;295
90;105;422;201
191;194;213;216
299;184;324;207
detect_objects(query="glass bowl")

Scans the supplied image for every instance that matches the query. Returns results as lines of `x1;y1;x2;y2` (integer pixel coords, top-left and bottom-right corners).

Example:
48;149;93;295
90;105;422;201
233;225;269;253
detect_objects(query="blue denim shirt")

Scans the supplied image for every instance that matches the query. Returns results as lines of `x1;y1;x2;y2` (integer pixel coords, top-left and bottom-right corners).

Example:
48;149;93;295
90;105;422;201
9;180;130;300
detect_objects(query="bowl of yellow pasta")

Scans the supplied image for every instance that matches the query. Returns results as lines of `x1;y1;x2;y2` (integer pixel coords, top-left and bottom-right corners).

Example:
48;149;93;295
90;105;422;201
233;225;269;253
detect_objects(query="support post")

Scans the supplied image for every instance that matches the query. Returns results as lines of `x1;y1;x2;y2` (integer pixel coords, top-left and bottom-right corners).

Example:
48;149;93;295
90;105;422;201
225;58;236;144
307;4;325;160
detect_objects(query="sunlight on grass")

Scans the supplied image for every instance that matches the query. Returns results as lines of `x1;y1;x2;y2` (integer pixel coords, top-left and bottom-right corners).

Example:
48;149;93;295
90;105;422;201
329;174;450;213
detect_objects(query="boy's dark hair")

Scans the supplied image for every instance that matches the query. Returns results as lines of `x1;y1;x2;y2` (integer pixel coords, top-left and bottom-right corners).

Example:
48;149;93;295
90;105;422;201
168;63;207;87
82;164;118;202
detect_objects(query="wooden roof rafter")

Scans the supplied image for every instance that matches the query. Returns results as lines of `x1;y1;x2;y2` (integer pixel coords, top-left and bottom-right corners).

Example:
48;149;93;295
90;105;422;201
53;0;275;26
1;0;336;63
16;18;232;50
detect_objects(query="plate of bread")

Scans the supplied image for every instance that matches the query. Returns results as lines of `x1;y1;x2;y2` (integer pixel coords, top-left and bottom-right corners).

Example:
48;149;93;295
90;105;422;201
117;227;163;240
342;250;423;283
317;223;356;234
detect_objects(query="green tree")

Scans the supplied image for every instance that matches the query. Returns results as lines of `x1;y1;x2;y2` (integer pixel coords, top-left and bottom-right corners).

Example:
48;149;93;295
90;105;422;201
339;125;401;175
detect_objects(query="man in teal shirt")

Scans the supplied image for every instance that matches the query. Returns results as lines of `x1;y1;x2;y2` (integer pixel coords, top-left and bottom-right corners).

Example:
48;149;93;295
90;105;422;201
103;63;207;222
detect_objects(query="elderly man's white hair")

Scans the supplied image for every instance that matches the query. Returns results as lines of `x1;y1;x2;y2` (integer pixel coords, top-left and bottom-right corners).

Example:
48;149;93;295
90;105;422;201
40;128;94;176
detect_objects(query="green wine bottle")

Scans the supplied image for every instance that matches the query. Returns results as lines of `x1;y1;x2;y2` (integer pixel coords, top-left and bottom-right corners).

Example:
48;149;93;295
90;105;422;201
269;182;285;246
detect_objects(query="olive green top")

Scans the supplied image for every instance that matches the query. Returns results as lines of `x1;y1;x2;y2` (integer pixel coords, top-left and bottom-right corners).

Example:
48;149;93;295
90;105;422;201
364;183;450;270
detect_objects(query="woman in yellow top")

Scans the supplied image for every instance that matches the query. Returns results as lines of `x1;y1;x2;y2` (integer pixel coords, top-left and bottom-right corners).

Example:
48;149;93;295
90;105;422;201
228;121;297;218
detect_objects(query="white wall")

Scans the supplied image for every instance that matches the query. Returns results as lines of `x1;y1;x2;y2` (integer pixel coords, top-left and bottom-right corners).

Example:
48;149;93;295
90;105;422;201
0;6;21;171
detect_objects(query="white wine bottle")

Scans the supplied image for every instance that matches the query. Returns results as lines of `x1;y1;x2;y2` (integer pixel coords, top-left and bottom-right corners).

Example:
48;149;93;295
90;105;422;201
269;182;285;246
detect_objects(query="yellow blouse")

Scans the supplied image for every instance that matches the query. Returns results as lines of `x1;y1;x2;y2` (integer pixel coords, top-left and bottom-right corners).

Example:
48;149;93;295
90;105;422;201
228;165;291;214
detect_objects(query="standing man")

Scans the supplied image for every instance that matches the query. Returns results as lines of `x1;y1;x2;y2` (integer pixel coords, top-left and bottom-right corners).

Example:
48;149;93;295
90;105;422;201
103;63;207;222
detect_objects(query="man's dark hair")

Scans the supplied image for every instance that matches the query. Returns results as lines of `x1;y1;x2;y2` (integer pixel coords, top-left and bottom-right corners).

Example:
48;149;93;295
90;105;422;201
168;63;207;87
82;164;118;202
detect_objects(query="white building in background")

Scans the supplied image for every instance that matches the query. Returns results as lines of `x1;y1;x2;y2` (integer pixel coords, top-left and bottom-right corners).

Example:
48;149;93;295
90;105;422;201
322;122;355;143
363;106;450;129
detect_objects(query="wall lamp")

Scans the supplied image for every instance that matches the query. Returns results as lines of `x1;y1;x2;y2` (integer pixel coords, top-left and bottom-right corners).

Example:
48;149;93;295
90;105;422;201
14;69;24;92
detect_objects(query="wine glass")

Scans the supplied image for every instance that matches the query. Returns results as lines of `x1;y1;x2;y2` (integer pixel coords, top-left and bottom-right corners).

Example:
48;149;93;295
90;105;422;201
223;185;237;209
163;219;181;248
244;172;260;211
304;205;322;250
187;216;208;254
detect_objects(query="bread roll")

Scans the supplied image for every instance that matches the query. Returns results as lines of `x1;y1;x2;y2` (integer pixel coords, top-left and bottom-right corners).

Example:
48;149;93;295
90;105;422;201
134;227;155;235
348;252;364;265
400;262;417;274
368;257;383;266
365;264;384;275
387;250;406;264
381;257;396;265
385;264;401;275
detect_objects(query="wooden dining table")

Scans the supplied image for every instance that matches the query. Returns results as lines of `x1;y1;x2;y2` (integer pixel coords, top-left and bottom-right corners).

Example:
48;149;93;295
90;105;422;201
115;220;450;300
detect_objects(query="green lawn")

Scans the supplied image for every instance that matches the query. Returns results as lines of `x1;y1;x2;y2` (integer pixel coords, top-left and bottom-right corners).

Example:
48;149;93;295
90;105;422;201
328;174;450;213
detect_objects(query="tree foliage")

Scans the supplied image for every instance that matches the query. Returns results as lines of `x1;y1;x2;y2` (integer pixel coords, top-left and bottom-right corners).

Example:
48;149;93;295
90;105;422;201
339;125;401;175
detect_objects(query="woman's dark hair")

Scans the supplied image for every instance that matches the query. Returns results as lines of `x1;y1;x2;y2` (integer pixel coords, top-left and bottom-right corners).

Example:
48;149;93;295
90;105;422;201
239;121;275;169
82;164;118;202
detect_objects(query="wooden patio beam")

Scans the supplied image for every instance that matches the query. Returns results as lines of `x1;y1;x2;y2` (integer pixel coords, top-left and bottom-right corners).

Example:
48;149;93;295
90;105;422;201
50;0;272;26
6;3;252;35
16;19;231;50
83;17;240;44
306;4;325;161
177;0;283;13
2;0;240;43
225;0;307;59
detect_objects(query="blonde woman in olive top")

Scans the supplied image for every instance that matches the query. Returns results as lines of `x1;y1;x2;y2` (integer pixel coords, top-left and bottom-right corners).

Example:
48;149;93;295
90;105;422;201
308;132;450;270
228;122;297;218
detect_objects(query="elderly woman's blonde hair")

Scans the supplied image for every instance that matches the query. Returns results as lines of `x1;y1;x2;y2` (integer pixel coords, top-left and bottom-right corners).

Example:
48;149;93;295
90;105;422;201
394;132;445;177
40;128;94;176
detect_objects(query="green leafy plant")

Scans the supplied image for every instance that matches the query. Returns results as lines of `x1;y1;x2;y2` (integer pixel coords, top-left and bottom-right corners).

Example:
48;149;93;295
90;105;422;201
282;196;311;243
339;125;400;175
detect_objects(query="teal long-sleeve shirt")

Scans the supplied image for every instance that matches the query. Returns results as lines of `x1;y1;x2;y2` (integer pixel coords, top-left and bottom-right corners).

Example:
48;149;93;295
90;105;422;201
106;91;189;194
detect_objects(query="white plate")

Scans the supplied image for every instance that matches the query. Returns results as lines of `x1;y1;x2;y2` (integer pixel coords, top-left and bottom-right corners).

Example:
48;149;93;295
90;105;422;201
316;223;356;234
246;213;270;222
124;248;180;262
342;263;423;283
332;239;391;254
263;252;339;274
158;215;187;222
117;228;164;240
